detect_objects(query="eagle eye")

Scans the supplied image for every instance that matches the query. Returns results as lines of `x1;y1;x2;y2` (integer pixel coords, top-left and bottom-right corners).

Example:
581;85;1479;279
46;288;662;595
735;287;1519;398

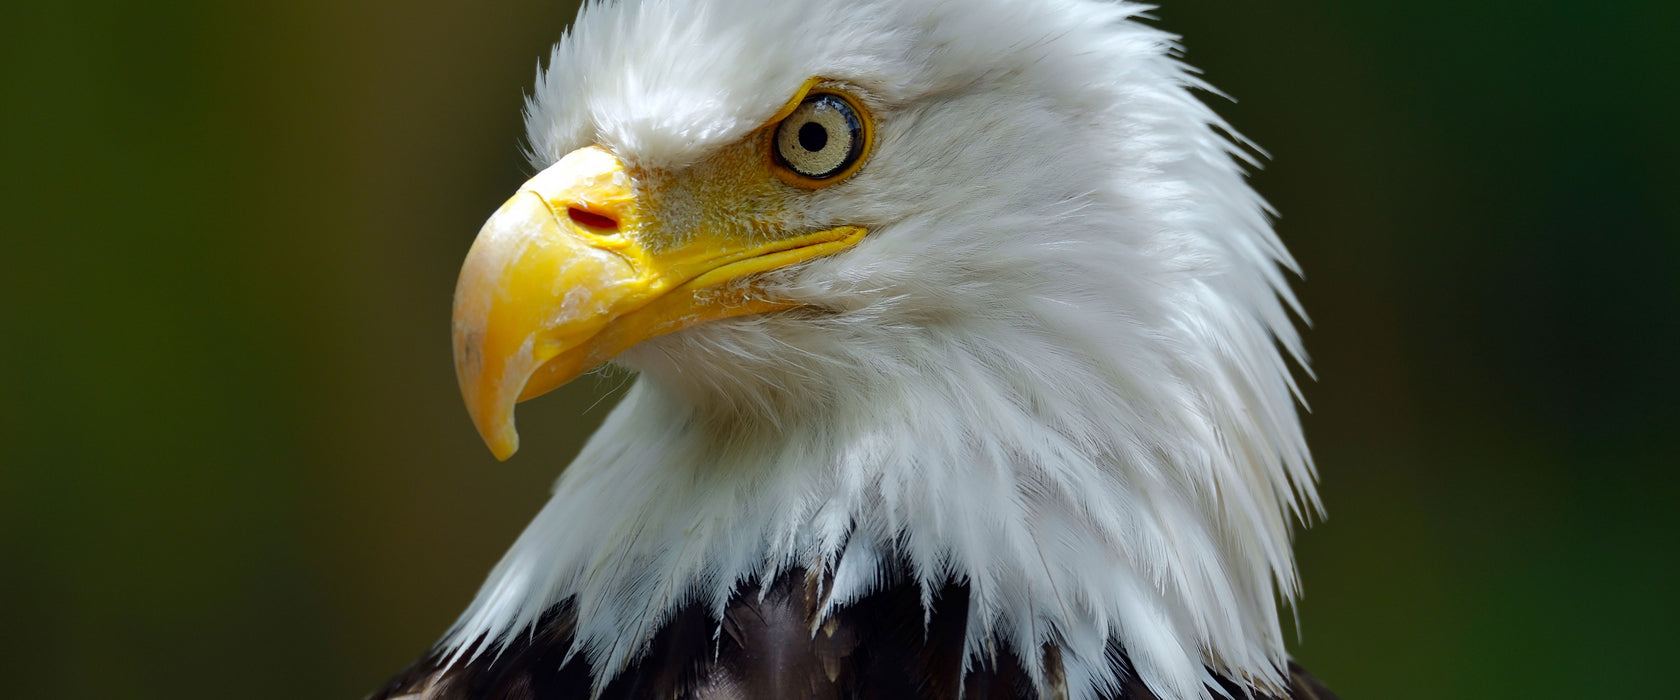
772;91;868;186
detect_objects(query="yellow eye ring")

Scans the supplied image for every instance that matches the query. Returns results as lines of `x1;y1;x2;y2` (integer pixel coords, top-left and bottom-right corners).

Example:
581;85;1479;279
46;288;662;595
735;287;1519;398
768;82;873;188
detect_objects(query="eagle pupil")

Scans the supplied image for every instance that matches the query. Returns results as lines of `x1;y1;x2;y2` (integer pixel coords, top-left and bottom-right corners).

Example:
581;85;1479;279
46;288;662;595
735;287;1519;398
798;121;828;152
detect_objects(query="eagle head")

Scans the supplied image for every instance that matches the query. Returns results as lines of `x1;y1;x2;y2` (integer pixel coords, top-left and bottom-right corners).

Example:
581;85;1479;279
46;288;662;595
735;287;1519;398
436;1;1319;698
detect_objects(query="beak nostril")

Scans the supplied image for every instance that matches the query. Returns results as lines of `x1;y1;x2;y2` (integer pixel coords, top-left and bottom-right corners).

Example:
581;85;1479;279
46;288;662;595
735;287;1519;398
567;206;619;231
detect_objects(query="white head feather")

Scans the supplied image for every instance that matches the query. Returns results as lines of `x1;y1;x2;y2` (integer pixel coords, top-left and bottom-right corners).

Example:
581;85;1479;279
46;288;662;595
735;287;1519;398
443;1;1318;698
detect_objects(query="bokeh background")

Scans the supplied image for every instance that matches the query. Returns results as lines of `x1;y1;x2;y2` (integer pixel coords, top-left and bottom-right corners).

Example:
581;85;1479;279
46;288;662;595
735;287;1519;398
2;1;1675;698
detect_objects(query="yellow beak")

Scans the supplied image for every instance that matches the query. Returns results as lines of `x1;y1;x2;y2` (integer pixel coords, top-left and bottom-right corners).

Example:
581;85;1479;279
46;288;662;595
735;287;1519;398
452;146;864;460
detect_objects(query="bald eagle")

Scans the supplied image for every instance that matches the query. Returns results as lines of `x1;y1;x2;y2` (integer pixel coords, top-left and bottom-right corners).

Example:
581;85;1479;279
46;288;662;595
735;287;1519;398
373;0;1336;698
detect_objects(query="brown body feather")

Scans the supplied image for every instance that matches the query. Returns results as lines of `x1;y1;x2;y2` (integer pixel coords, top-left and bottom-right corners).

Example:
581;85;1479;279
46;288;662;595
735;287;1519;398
370;567;1337;700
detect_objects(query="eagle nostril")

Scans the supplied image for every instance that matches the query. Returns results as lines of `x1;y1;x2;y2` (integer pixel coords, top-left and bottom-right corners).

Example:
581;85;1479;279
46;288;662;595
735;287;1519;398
567;206;619;231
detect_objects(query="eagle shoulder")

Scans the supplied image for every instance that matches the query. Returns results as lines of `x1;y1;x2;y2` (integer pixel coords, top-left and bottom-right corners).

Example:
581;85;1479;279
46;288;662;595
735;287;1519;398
368;569;1338;700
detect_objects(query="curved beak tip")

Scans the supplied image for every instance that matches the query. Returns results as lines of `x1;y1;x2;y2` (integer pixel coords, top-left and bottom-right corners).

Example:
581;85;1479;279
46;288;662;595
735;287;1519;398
486;426;519;462
454;312;527;461
461;380;522;461
463;378;521;460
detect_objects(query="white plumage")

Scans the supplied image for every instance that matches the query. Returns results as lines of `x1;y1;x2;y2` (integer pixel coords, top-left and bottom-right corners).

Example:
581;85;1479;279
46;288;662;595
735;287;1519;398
441;1;1318;698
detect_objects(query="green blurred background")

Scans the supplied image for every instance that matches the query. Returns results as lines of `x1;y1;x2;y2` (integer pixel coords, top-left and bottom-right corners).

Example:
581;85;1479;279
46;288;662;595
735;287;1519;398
2;1;1675;698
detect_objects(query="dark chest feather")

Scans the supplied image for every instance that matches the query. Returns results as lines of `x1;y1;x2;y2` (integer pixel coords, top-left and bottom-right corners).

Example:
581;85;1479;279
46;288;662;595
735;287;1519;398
369;570;1337;700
